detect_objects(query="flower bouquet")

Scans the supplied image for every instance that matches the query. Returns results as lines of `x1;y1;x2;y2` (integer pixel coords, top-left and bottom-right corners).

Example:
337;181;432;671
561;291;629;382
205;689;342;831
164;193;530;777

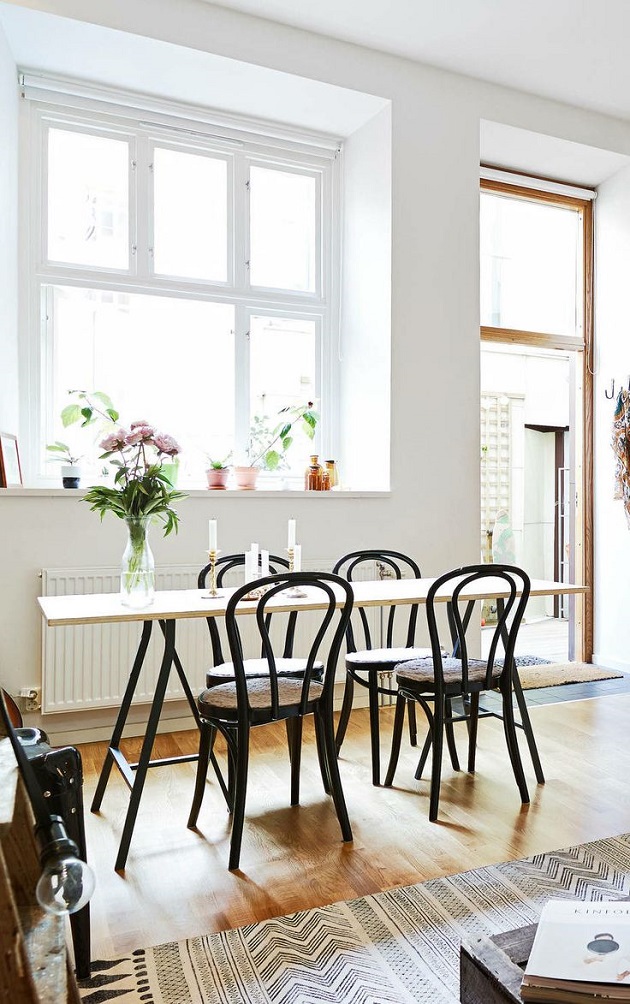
83;422;186;607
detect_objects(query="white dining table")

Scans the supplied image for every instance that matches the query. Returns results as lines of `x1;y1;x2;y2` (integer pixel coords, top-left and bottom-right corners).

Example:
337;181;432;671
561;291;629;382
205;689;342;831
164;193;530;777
38;575;587;870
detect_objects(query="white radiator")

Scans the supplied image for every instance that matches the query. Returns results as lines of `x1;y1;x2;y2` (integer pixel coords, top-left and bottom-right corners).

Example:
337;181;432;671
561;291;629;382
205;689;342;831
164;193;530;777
40;559;350;715
41;564;209;714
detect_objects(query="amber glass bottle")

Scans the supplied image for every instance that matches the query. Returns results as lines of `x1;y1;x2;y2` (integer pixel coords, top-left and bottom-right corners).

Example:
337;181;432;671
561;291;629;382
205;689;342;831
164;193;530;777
305;455;323;490
325;460;338;488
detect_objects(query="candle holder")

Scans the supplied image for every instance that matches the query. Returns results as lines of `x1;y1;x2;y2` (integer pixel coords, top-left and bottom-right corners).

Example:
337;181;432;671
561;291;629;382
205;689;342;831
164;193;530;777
285;547;307;598
204;549;224;598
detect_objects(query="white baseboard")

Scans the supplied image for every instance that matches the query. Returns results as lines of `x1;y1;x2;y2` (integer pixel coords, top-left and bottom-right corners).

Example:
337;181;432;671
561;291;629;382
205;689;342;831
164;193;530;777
590;653;630;675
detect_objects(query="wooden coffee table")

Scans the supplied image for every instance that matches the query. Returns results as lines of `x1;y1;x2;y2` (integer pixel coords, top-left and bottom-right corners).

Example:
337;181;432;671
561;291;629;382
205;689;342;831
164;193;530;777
460;924;537;1003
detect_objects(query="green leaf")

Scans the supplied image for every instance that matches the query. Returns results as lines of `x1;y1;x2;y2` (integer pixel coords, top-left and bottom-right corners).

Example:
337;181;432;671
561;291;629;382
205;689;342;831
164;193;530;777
278;423;292;440
61;404;82;427
281;435;293;452
106;408;119;422
93;391;115;410
303;411;317;428
264;449;281;470
301;419;316;440
80;406;94;426
46;442;69;454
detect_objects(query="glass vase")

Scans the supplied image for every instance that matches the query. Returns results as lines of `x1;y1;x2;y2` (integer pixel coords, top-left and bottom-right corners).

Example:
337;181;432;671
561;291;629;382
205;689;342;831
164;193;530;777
121;517;155;608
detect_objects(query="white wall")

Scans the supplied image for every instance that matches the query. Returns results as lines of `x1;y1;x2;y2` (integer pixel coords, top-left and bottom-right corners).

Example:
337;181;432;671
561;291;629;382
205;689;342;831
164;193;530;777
0;19;18;433
3;0;630;738
340;104;391;489
593;164;630;671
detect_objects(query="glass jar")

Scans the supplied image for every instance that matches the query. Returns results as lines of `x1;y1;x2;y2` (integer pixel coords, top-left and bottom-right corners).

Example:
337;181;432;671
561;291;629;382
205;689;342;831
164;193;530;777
325;460;338;488
305;455;323;490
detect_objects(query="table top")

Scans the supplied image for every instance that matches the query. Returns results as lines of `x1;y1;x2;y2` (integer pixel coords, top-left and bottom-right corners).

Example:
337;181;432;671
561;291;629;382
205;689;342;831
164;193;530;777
38;576;587;628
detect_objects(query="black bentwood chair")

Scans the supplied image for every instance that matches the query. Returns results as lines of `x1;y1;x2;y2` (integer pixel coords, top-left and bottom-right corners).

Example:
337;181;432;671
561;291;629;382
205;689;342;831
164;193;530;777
188;571;355;871
199;552;295;687
199;553;323;808
384;564;532;822
333;550;433;786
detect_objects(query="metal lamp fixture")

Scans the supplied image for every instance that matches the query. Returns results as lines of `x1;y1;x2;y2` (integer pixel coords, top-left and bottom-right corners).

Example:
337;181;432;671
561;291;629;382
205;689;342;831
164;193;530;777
0;690;96;916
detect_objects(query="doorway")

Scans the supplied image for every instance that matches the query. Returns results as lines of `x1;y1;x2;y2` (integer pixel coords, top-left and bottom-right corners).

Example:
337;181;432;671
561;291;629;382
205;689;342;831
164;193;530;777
480;342;582;661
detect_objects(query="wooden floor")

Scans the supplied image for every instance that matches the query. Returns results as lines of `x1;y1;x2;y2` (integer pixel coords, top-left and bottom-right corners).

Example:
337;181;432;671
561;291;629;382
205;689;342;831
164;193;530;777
79;696;630;961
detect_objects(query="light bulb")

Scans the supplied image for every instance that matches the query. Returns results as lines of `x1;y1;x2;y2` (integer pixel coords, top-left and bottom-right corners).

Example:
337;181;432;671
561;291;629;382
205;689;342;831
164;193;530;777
36;854;95;915
35;815;96;916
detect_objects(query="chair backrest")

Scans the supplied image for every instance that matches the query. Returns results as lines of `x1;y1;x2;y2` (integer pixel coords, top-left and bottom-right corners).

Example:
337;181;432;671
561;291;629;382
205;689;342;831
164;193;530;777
425;563;531;693
333;549;422;652
199;552;290;665
225;572;354;719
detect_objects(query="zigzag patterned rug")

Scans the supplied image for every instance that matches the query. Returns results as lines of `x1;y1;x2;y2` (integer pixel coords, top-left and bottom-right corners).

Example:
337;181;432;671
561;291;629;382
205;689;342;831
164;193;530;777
78;831;630;1003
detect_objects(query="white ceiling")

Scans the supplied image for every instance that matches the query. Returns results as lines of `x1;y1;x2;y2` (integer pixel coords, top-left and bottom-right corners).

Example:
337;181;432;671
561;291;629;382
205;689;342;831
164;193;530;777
204;0;630;123
0;1;628;186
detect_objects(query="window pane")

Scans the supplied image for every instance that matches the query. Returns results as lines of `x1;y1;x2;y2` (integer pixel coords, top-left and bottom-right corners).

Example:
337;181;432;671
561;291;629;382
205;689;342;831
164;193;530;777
480;192;581;337
249;167;316;292
249;315;317;473
49;286;234;479
47;129;129;269
153;147;228;282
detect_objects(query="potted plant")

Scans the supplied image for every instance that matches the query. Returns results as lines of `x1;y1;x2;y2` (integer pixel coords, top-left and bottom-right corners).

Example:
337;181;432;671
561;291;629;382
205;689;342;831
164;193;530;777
233;402;318;490
205;454;231;490
46;441;83;488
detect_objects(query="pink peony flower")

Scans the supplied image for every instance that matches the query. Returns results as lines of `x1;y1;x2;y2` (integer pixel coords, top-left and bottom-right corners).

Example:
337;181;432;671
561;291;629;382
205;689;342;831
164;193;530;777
154;433;180;456
126;424;155;446
100;428;128;451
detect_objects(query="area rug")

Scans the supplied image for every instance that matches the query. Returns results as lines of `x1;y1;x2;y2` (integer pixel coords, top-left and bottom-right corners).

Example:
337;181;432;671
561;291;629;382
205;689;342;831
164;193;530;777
518;661;625;690
78;831;630;1003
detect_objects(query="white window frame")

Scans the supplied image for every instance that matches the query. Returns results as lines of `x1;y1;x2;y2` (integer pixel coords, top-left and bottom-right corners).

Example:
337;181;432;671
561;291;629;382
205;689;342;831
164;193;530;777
20;83;341;486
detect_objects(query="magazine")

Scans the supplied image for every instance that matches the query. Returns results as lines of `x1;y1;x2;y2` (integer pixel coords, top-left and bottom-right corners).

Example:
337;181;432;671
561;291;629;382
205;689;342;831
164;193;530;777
522;900;630;1002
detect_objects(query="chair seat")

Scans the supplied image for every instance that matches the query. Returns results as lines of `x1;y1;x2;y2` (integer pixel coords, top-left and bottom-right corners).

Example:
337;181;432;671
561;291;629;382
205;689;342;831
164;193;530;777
346;646;433;671
206;657;324;688
198;675;324;715
395;656;498;689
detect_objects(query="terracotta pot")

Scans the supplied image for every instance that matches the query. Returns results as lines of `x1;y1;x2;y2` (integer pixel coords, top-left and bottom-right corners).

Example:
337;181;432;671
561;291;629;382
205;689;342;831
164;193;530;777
205;467;230;490
233;466;259;490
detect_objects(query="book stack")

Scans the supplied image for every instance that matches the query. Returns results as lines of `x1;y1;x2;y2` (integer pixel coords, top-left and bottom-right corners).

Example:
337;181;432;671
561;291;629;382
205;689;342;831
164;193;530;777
522;900;630;1002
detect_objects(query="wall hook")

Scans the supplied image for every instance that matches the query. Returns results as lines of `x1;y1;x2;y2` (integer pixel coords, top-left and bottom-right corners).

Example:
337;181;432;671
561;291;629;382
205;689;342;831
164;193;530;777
605;378;616;399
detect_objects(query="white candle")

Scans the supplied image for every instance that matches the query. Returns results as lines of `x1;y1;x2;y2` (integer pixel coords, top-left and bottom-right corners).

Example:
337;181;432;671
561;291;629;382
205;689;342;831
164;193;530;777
250;543;259;579
260;549;270;577
208;518;217;552
293;544;302;572
245;551;254;583
287;518;296;548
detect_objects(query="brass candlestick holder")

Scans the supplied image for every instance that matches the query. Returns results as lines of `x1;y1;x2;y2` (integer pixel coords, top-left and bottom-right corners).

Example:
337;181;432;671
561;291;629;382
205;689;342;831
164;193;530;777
285;547;307;598
204;549;223;598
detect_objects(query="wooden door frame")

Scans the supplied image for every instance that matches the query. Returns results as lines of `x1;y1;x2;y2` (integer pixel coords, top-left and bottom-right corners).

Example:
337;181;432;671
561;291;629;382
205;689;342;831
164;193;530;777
480;178;593;661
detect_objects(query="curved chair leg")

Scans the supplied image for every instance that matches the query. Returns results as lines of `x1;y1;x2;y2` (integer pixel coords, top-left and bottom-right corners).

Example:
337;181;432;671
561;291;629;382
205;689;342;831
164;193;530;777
512;673;545;783
368;670;381;785
429;697;445;821
188;722;213;828
500;685;530;805
384;692;406;786
466;692;479;773
406;699;418;747
287;717;303;805
228;721;251;871
444;698;460;772
414;731;433;780
335;672;354;754
314;709;332;794
318;706;352;842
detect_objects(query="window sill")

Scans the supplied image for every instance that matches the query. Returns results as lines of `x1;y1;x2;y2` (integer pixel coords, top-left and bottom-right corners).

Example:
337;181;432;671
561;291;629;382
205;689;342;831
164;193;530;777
0;487;391;499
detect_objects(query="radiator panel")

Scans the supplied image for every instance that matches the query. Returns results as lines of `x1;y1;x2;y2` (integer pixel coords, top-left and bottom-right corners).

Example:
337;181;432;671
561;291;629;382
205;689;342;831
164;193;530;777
41;565;208;714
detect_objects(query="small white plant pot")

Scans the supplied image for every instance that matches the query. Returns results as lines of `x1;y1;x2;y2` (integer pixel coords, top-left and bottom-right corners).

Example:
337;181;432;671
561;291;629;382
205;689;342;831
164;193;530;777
61;464;81;489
